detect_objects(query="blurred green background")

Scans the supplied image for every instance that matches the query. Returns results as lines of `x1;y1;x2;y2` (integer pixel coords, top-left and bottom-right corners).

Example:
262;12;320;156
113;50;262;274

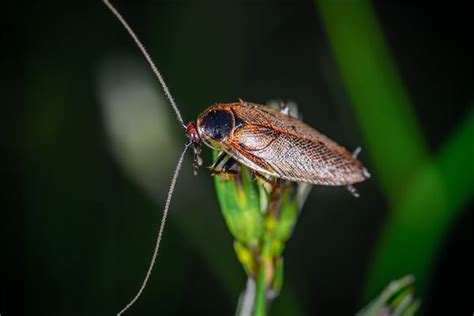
3;0;473;315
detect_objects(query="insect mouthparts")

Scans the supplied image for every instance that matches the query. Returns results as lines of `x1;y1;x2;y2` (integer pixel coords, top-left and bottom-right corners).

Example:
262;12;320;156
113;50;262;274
186;121;203;174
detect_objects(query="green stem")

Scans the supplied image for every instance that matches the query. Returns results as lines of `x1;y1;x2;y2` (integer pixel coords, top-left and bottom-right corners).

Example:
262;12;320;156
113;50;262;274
254;260;267;316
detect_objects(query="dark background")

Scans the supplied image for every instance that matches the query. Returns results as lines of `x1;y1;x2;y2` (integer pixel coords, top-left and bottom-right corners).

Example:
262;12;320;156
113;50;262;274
3;0;473;315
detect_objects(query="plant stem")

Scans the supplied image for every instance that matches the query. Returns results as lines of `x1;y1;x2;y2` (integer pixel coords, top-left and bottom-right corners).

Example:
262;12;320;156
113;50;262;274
236;278;256;316
254;260;267;316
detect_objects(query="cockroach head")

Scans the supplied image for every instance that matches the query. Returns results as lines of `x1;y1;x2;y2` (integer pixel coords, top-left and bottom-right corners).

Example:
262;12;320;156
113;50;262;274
186;121;202;175
186;121;201;145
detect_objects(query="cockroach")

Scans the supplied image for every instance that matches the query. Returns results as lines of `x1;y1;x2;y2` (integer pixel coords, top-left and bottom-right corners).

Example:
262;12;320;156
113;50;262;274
191;101;370;188
103;1;370;315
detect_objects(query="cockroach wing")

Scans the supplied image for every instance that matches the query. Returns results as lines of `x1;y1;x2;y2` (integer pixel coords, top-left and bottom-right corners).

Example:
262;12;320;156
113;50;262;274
226;102;370;186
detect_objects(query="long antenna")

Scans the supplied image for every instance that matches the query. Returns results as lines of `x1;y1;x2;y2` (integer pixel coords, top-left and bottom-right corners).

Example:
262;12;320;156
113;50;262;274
103;0;186;129
117;142;191;316
102;1;192;313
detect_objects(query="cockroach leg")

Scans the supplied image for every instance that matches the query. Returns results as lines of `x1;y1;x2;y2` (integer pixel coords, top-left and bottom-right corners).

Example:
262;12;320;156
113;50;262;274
221;156;238;172
210;166;240;182
211;151;229;170
279;101;291;116
362;167;371;179
210;151;239;176
192;144;202;175
352;147;362;158
346;184;360;198
209;154;239;180
211;169;239;178
278;100;300;119
249;169;275;186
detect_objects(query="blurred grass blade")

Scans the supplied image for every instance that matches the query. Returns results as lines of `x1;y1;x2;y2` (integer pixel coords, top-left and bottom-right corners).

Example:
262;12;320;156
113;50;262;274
357;275;419;316
317;0;429;200
317;0;474;303
366;106;474;299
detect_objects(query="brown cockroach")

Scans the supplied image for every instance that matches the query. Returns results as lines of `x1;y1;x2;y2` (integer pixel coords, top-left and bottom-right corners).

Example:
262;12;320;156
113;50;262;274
103;1;370;315
189;101;370;189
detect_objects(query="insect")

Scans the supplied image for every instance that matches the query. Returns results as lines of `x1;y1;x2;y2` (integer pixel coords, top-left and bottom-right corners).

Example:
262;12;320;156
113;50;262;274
188;101;369;189
103;1;369;315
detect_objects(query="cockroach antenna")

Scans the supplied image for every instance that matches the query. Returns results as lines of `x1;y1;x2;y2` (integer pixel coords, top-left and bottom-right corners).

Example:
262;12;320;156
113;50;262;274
103;0;186;129
117;142;190;316
102;1;191;314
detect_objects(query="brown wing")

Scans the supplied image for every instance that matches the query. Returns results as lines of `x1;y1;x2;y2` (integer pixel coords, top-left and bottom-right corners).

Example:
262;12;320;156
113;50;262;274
221;102;369;186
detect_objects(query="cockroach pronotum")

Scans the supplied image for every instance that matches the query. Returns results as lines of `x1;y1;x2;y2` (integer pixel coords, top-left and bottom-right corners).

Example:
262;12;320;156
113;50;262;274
103;1;370;315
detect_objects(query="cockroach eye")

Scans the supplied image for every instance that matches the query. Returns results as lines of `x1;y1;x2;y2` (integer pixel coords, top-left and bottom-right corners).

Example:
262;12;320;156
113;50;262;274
200;110;233;140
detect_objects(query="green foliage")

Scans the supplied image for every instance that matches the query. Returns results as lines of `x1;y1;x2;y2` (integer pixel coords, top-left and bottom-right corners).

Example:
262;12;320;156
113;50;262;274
317;0;474;302
212;151;304;315
213;152;265;248
212;148;425;316
357;275;420;316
